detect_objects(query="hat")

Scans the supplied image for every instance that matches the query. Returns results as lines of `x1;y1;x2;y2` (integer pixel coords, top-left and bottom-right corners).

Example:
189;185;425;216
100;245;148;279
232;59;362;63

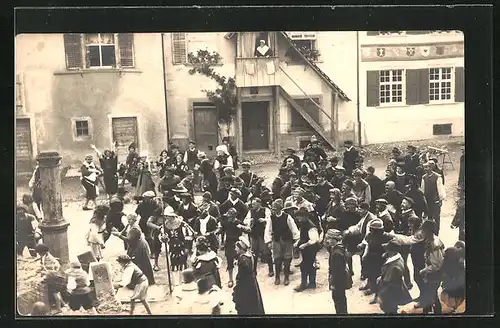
353;169;364;177
202;191;212;200
197;151;207;159
189;140;196;145
334;165;345;171
294;207;310;217
172;185;189;193
375;198;389;206
16;203;29;212
382;239;401;252
116;254;133;264
35;243;50;254
241;161;251;167
163;206;176;216
223;166;235;173
293;187;306;195
250;197;262;204
325;229;342;241
179;192;192;199
236;236;251;251
164;214;183;230
421;219;437;233
142;191;155;198
283;201;298;211
310;135;318;143
216;145;228;153
368;219;384;230
345;197;358;206
286;158;295;165
230;188;242;197
344;140;353;145
402;196;415;207
85;154;93;160
285;147;296;153
224;208;238;217
271;199;284;210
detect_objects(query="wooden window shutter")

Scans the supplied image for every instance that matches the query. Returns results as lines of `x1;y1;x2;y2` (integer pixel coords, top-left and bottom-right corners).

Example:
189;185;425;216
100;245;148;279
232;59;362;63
63;34;83;69
455;67;465;102
405;69;421;105
366;70;380;107
118;33;135;68
366;31;379;36
172;33;187;65
418;68;430;104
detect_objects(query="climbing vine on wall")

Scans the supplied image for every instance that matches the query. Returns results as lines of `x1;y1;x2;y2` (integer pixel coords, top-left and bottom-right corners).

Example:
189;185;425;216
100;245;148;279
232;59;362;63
187;50;237;135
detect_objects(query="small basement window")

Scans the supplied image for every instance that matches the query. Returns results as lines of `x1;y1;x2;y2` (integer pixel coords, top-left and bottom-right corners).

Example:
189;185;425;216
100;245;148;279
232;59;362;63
250;87;259;95
72;117;92;140
433;123;452;135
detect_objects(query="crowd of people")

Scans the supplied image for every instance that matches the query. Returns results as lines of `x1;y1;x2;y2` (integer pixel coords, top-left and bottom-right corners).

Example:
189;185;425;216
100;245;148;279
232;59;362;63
17;134;465;316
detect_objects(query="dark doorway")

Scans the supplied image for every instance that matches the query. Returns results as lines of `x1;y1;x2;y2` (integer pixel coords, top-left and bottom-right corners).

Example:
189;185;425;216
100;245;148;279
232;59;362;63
242;101;269;151
16;118;33;174
112;116;139;163
193;102;218;156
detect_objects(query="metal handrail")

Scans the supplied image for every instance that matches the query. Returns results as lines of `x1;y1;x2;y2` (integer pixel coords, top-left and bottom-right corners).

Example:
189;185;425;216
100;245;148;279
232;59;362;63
278;65;333;121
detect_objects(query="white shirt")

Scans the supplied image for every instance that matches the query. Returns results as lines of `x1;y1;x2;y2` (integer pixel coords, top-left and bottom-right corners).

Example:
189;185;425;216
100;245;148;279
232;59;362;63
199;216;209;235
256;45;270;56
384;252;402;265
264;211;300;244
420;173;446;201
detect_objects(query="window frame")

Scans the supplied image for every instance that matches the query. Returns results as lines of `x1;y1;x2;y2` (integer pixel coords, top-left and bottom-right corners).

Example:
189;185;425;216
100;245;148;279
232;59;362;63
71;117;93;141
428;67;454;104
172;32;188;65
289;96;322;132
378;69;405;107
84;33;117;69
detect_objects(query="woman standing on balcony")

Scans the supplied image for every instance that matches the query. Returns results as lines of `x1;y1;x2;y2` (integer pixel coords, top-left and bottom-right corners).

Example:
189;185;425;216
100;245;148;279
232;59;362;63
255;39;272;58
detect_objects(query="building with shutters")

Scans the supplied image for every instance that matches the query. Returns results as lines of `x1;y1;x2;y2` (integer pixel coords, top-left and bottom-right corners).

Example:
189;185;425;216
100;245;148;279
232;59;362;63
164;31;357;157
359;30;465;144
15;33;168;174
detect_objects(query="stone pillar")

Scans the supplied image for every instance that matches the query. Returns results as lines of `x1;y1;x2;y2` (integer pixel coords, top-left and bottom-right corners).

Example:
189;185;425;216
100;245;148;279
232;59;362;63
37;151;70;267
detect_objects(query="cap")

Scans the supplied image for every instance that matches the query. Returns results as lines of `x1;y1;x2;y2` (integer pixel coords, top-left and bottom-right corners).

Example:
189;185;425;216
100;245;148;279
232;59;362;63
345;197;358;206
375;198;389;206
224;208;238;217
236;236;251;250
271;199;284;210
189;140;196;145
142;191;155;198
403;196;415;207
230;188;242;197
325;229;342;241
334;165;345;171
294;207;310;217
116;254;133;264
368;219;384;230
202;191;212;200
344;140;353;145
241;161;251;167
163;206;176;216
382;239;401;252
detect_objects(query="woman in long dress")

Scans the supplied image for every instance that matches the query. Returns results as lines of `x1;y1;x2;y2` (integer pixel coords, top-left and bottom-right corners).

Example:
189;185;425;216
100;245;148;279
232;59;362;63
91;143;119;198
192;236;222;288
135;160;156;200
86;205;109;261
232;237;265;315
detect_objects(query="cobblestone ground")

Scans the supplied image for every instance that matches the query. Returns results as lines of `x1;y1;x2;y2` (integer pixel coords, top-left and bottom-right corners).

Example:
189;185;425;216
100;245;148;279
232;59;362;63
16;150;461;315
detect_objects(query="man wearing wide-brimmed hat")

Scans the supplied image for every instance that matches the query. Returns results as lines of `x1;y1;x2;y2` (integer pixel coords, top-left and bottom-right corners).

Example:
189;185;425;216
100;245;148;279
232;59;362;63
376;239;412;314
293;207;320;292
264;199;300;286
325;229;352;314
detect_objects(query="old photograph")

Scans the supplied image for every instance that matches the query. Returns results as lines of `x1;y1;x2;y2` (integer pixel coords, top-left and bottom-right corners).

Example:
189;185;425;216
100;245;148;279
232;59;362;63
15;30;465;316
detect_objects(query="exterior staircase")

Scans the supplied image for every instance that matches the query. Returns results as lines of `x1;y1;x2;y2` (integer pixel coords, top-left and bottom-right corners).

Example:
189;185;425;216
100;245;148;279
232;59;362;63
278;86;337;150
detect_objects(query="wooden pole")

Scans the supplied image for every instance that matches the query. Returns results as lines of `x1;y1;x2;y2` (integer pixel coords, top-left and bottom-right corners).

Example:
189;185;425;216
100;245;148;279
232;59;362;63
236;88;243;157
36;151;70;267
274;86;281;158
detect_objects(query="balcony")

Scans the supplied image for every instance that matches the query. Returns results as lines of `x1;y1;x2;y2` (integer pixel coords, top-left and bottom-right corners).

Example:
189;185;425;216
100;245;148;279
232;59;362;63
235;57;280;88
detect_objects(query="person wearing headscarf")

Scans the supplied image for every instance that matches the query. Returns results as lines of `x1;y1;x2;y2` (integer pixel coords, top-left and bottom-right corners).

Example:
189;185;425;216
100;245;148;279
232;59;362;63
325;229;352;314
85;205;109;261
214;144;233;179
114;255;152;315
222;136;238;170
135;157;156;200
376;240;412;314
91;142;119;198
293;207;320;292
65;260;97;314
80;154;102;211
16;203;38;257
198;151;218;197
232;236;265;315
254;39;272;58
192;236;222;288
244;198;273;277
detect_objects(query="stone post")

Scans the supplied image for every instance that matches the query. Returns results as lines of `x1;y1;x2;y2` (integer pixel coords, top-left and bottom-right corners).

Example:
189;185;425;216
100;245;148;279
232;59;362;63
36;151;70;267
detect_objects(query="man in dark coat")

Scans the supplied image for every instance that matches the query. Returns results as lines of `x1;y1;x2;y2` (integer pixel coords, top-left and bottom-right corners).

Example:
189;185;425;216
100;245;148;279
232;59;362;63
282;148;301;171
272;168;289;201
314;171;334;217
331;166;347;190
404;145;420;177
458;144;465;190
365;166;385;212
404;175;428;219
376;240;412;314
420;162;446;235
451;193;465;242
325;157;339;182
380;181;405;218
294;207;320;292
304;137;328;163
325;229;352;314
342;140;359;177
280;171;299;201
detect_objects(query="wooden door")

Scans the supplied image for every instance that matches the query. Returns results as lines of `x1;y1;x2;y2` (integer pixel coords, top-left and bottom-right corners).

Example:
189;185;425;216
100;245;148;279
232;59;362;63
112;117;139;162
16;118;33;174
193;103;218;156
242;101;269;150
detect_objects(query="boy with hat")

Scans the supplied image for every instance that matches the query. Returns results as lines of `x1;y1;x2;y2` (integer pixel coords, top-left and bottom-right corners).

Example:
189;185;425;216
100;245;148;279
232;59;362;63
193;201;221;253
265;199;300;286
219;208;250;288
374;198;395;233
331;165;347;190
293;207;320;292
218;188;250;250
376;239;412;314
114;254;152;315
342;140;359;177
325;229;352;314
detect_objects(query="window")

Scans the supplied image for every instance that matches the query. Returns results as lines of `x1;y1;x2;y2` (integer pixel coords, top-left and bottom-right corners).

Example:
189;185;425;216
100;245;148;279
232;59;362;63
85;33;116;67
433;124;452;135
286;32;319;63
64;33;135;70
172;33;187;65
250;87;259;95
429;67;453;101
72;117;92;140
379;70;403;104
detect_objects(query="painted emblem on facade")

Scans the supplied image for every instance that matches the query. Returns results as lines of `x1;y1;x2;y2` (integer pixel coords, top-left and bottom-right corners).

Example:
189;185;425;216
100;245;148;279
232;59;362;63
376;48;386;57
406;47;416;56
421;46;431;57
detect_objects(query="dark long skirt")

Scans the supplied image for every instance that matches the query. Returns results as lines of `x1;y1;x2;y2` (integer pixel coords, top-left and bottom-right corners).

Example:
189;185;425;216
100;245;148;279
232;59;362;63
82;179;97;200
127;238;156;285
232;254;265;315
103;173;119;195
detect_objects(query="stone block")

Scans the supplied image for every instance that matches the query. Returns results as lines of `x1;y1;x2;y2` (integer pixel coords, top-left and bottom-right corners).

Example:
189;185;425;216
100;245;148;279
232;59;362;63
77;251;97;273
90;262;116;302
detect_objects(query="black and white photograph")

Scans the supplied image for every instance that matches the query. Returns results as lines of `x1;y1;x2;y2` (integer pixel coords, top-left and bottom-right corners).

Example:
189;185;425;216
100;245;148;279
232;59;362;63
15;27;469;316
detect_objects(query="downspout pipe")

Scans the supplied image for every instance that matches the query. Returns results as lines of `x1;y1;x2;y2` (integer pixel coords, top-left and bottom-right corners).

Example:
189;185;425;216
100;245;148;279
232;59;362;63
161;33;170;144
356;31;362;147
